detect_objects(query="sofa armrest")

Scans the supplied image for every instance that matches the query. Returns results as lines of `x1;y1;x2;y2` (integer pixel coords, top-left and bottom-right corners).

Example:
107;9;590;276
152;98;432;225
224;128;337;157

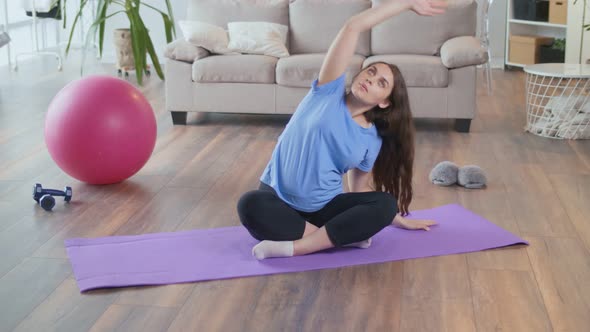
165;58;193;114
440;36;488;69
164;39;210;64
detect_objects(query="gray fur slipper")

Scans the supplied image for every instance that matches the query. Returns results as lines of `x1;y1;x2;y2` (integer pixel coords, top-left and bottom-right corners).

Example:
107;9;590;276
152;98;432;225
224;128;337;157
429;161;459;186
458;165;487;189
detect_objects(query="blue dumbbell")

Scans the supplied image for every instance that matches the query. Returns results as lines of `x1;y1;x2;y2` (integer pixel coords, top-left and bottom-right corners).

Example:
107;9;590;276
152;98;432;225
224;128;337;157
33;183;72;211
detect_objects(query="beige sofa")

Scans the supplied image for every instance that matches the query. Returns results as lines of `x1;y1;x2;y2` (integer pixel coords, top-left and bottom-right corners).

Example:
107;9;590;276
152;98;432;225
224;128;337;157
165;0;486;132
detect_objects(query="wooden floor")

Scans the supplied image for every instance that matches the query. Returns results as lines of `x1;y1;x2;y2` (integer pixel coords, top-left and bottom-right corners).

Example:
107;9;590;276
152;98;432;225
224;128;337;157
1;56;589;332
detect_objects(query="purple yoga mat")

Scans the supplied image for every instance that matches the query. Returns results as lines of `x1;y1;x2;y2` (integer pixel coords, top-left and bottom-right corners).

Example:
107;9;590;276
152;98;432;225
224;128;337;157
65;204;527;292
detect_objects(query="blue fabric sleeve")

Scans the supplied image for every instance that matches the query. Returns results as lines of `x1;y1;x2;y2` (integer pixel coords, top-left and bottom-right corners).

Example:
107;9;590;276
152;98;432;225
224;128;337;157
357;138;383;172
310;73;346;96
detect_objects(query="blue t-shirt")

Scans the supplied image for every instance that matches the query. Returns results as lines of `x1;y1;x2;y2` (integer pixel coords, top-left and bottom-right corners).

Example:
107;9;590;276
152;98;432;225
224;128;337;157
260;74;383;212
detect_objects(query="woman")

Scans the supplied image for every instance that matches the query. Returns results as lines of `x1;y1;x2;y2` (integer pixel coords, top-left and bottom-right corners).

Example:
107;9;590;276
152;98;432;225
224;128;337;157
237;0;447;260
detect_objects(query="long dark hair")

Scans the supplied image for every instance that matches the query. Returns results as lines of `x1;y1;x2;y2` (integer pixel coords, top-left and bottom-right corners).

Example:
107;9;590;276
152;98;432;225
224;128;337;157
363;62;415;216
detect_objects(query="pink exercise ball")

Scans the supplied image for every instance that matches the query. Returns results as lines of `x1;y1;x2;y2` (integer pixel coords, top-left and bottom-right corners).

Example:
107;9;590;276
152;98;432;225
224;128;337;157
45;76;157;184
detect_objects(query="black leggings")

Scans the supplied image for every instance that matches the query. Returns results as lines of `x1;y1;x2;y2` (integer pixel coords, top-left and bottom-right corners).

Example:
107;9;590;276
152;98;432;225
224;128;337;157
237;182;397;247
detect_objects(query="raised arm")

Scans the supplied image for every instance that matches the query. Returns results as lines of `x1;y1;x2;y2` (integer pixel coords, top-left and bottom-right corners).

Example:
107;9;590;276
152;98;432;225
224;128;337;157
318;0;447;86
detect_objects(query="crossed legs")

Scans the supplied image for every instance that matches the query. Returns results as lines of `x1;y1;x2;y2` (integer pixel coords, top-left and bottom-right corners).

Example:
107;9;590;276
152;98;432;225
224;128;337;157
237;183;396;259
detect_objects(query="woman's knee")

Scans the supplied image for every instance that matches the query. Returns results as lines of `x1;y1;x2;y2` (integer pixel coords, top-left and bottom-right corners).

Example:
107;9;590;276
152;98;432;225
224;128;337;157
237;190;265;224
237;191;268;240
374;192;398;227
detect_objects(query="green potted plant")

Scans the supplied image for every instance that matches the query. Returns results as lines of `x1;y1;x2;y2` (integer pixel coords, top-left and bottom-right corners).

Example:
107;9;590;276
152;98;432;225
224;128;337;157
63;0;175;85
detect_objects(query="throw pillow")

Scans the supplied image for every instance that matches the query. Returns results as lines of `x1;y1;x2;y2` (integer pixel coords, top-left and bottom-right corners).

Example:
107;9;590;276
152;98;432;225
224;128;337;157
227;21;289;58
164;39;210;63
178;20;233;54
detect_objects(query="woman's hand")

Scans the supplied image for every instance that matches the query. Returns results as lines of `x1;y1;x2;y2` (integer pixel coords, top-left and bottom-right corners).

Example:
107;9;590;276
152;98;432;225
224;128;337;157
392;214;437;231
405;0;448;16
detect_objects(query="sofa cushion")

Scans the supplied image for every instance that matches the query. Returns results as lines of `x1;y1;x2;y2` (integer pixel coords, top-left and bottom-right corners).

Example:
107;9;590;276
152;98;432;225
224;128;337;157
192;55;278;83
371;0;476;55
276;53;365;88
289;0;370;56
187;0;289;27
440;36;488;69
364;55;448;88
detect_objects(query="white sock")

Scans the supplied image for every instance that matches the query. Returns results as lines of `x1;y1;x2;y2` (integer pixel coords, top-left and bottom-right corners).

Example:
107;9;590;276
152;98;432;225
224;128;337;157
252;240;294;260
344;238;372;249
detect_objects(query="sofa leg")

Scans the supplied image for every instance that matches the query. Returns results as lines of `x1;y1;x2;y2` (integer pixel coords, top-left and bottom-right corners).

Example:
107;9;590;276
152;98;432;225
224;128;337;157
454;119;471;133
171;111;187;125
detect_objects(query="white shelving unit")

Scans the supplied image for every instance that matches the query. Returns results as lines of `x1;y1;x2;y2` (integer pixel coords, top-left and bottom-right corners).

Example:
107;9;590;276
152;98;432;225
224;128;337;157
505;0;588;68
509;18;566;28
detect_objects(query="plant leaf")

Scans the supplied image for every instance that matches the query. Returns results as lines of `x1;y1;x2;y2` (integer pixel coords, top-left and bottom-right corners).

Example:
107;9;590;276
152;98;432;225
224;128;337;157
165;0;176;37
96;0;109;57
65;0;88;55
61;0;67;28
127;6;146;84
141;3;174;43
163;14;173;43
145;30;164;80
